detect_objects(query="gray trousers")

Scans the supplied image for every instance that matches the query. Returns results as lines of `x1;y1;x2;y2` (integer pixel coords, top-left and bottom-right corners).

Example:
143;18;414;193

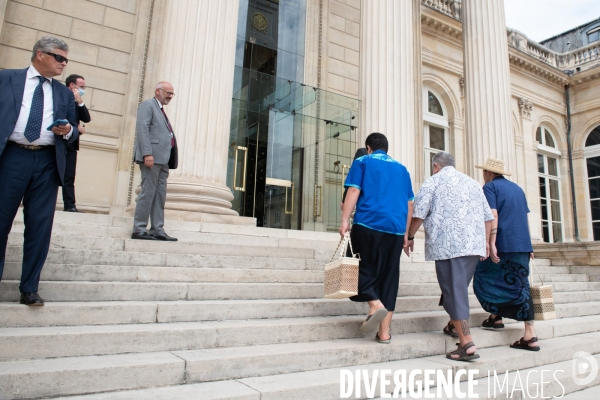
435;255;479;321
133;163;169;235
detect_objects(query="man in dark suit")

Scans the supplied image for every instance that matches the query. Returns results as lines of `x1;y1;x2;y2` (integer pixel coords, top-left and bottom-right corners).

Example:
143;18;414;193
62;74;91;212
0;36;79;306
131;81;178;241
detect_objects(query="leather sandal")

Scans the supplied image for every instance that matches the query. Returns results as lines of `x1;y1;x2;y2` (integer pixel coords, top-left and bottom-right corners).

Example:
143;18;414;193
443;321;458;338
510;337;540;351
446;341;480;362
482;314;504;329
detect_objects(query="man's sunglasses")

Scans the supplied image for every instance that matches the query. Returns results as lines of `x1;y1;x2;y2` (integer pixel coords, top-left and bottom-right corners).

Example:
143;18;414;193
44;52;69;64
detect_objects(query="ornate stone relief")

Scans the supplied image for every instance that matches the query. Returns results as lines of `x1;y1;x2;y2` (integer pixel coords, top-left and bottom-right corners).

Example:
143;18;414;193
459;77;465;97
518;97;533;119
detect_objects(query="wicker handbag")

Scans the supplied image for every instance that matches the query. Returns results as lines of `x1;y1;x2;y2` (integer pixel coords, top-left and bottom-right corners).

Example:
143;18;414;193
529;259;556;320
324;232;360;299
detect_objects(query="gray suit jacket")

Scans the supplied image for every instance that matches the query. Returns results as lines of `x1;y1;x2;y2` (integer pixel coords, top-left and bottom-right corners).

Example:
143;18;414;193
134;98;174;165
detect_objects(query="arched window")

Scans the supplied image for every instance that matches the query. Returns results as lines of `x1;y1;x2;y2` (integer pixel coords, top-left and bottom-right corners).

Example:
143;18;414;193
585;125;600;240
537;126;563;243
423;88;448;176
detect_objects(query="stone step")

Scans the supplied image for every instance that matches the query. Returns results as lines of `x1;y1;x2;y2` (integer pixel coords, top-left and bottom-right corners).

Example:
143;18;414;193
4;310;600;363
6;248;324;269
0;311;489;362
50;352;600;400
2;264;326;284
7;237;320;259
2;261;588;286
0;352;185;400
233;337;600;400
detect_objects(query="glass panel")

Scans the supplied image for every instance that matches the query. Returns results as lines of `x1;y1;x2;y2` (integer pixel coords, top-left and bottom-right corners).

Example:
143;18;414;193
549;179;560;200
428;91;444;116
551;200;561;222
552;223;562;242
587;156;600;178
544;130;555;148
593;222;600;241
592;200;600;221
538;154;545;174
539;177;547;198
429;126;445;151
536;127;542;144
540;198;548;220
542;222;550;243
585;126;600;147
429;151;436;176
547;157;558;176
589;178;600;199
589;30;600;43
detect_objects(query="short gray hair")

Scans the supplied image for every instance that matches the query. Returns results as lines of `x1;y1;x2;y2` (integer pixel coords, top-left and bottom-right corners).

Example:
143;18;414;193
31;36;69;61
432;152;455;168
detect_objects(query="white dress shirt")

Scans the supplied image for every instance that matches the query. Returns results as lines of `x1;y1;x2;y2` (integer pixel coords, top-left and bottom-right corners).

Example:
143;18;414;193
10;65;72;145
413;166;495;261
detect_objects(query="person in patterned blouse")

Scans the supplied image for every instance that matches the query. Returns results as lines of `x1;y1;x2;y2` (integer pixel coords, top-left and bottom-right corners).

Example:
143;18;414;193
405;151;494;361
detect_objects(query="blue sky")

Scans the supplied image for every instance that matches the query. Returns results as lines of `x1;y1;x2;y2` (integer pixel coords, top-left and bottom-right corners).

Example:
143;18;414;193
504;0;599;42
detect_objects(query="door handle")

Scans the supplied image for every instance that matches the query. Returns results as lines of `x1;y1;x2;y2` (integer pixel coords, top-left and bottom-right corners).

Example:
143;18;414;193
233;146;248;192
341;164;351;198
285;182;294;215
314;185;322;217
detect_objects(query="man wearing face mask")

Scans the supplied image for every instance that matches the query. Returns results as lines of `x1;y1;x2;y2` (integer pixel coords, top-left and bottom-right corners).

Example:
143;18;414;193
63;74;91;212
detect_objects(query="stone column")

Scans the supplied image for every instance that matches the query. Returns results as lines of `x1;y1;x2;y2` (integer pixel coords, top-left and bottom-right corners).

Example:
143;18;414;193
156;0;240;221
359;0;418;173
462;0;515;176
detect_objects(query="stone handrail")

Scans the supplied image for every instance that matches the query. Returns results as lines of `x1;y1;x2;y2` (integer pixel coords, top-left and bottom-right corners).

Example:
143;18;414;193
507;28;600;72
421;0;461;20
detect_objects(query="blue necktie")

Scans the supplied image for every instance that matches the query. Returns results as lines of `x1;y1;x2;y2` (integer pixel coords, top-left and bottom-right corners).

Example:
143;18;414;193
24;76;48;142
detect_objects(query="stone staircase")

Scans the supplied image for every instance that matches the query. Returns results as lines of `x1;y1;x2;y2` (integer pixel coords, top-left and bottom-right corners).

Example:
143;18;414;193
1;213;600;399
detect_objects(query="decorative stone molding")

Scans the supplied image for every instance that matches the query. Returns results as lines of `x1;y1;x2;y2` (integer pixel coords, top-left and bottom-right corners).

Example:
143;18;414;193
515;136;524;145
459;77;465;97
421;0;461;20
421;14;462;39
508;50;569;86
518;97;533;119
573;149;585;160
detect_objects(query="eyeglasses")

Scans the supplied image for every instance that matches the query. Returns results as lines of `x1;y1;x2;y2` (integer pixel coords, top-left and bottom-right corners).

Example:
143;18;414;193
158;88;175;96
44;52;69;64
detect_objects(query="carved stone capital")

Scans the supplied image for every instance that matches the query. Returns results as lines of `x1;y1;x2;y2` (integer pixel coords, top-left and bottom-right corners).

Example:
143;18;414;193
518;97;533;119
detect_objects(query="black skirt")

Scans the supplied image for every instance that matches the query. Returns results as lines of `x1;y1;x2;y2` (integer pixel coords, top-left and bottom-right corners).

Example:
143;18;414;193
348;224;404;311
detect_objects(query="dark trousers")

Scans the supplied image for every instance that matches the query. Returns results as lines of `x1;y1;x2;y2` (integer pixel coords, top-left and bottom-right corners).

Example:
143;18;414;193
349;224;404;311
62;147;77;209
0;144;60;293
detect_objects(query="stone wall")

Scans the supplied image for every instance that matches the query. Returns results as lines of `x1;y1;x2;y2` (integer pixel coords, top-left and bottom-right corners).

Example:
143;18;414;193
0;0;146;213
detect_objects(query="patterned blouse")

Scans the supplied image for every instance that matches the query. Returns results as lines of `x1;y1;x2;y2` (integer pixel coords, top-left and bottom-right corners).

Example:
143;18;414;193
413;166;494;261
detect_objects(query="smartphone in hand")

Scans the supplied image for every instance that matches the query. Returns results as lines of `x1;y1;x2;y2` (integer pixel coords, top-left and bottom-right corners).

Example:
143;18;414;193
46;119;69;131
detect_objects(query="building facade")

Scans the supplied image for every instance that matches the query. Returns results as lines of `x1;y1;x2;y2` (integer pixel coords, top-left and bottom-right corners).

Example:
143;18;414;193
1;0;599;242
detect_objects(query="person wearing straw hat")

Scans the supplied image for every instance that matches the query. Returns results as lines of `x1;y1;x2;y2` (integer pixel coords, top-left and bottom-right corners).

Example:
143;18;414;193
474;157;539;351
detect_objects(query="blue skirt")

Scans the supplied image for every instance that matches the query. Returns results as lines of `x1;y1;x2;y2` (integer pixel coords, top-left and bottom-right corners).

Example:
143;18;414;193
473;252;534;321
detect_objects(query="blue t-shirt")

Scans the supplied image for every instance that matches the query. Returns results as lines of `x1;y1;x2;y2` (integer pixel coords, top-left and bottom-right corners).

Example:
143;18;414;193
483;176;533;253
344;150;414;235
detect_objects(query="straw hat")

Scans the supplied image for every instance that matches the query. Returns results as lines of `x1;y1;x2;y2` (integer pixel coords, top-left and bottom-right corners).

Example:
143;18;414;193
475;157;512;176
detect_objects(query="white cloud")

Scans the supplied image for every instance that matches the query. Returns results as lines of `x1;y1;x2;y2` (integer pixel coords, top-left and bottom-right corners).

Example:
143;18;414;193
504;0;599;42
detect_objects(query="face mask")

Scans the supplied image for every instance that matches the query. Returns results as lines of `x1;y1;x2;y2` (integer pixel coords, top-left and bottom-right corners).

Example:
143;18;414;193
78;88;85;97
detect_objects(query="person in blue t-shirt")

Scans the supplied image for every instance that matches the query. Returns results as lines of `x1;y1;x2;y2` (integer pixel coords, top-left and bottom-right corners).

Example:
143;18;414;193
339;132;414;344
473;157;539;352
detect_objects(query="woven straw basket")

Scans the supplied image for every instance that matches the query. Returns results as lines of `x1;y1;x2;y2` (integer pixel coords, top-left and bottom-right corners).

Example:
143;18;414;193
530;259;556;320
324;232;360;299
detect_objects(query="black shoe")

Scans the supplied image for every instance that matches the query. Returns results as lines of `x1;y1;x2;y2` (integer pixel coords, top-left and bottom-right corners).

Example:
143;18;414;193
64;207;79;212
20;292;45;306
153;233;178;242
131;232;157;240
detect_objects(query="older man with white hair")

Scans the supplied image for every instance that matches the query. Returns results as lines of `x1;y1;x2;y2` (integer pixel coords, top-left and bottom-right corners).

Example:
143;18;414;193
405;152;494;361
131;82;179;241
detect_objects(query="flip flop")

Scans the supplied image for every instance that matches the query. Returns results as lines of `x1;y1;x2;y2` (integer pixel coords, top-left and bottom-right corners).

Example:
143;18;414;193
376;333;391;344
359;308;388;333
